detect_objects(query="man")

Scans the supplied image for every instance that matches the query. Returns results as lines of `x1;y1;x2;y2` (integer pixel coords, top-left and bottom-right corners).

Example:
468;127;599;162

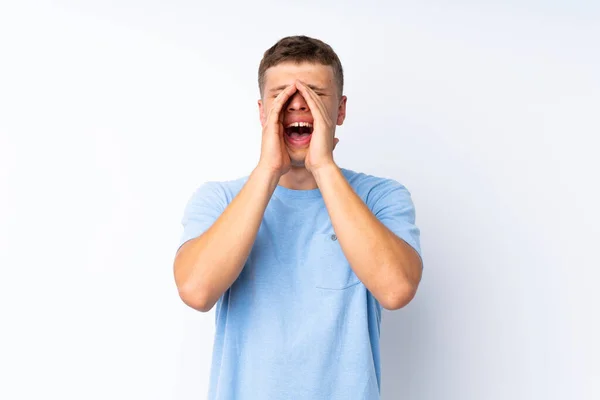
174;35;423;399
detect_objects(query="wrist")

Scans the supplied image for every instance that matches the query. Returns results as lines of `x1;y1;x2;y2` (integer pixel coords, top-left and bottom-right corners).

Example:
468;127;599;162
311;162;339;184
252;164;282;188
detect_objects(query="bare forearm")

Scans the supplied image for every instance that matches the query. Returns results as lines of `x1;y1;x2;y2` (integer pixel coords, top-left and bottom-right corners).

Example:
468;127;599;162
174;167;279;311
313;164;422;309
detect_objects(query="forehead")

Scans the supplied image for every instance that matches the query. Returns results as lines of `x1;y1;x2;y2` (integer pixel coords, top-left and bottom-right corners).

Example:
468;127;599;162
264;62;335;90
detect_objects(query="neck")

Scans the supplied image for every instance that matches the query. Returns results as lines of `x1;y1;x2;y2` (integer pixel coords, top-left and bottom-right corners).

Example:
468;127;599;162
278;165;317;190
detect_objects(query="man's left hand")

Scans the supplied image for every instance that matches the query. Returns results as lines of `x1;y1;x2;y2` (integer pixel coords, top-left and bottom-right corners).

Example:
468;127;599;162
295;80;339;173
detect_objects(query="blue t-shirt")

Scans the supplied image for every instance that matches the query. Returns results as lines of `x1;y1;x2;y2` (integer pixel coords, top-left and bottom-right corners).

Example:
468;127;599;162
178;168;422;400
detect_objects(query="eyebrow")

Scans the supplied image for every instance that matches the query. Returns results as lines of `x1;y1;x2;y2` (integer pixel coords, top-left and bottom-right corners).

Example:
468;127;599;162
269;84;328;92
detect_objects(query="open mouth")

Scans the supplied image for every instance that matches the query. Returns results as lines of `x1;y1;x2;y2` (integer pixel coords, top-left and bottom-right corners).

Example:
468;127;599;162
284;122;314;139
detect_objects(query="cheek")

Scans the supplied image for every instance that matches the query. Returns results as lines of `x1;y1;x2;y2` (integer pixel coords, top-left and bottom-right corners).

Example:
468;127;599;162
263;100;277;116
326;104;338;121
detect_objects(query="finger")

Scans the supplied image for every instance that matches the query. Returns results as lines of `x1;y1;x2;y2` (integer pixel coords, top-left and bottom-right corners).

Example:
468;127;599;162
295;81;331;126
266;84;298;127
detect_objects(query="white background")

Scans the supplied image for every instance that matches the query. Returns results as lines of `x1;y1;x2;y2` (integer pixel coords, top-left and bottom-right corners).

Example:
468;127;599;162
1;1;599;399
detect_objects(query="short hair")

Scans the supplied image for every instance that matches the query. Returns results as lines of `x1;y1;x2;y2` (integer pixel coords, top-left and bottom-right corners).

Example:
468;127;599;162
258;35;344;98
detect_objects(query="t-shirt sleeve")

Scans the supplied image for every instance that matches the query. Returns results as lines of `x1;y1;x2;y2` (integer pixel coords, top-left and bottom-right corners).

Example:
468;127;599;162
177;181;228;251
369;179;423;264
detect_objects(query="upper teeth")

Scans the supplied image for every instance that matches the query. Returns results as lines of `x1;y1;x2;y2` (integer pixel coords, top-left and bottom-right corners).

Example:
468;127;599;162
286;122;313;128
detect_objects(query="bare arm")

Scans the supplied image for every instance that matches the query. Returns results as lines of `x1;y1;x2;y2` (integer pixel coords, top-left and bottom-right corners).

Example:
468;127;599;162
173;167;279;312
296;80;422;310
313;164;422;310
173;84;299;312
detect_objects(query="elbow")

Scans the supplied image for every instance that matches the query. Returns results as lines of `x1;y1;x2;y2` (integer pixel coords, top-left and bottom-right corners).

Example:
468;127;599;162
380;282;418;311
177;283;215;313
381;256;422;310
174;256;215;312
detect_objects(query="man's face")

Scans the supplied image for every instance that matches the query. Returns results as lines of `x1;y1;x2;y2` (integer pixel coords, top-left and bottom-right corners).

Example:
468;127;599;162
258;62;347;167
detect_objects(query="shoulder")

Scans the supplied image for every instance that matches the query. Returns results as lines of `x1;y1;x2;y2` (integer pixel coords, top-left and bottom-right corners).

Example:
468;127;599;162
186;175;248;207
340;167;412;209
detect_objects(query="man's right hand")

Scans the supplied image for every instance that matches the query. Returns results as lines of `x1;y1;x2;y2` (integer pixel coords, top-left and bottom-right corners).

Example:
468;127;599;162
175;84;300;313
257;84;298;176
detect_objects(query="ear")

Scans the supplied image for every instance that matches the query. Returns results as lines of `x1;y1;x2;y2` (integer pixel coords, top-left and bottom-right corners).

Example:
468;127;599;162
336;95;347;126
258;99;266;127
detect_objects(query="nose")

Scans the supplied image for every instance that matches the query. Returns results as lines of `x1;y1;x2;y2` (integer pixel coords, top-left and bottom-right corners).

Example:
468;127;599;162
286;91;309;112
